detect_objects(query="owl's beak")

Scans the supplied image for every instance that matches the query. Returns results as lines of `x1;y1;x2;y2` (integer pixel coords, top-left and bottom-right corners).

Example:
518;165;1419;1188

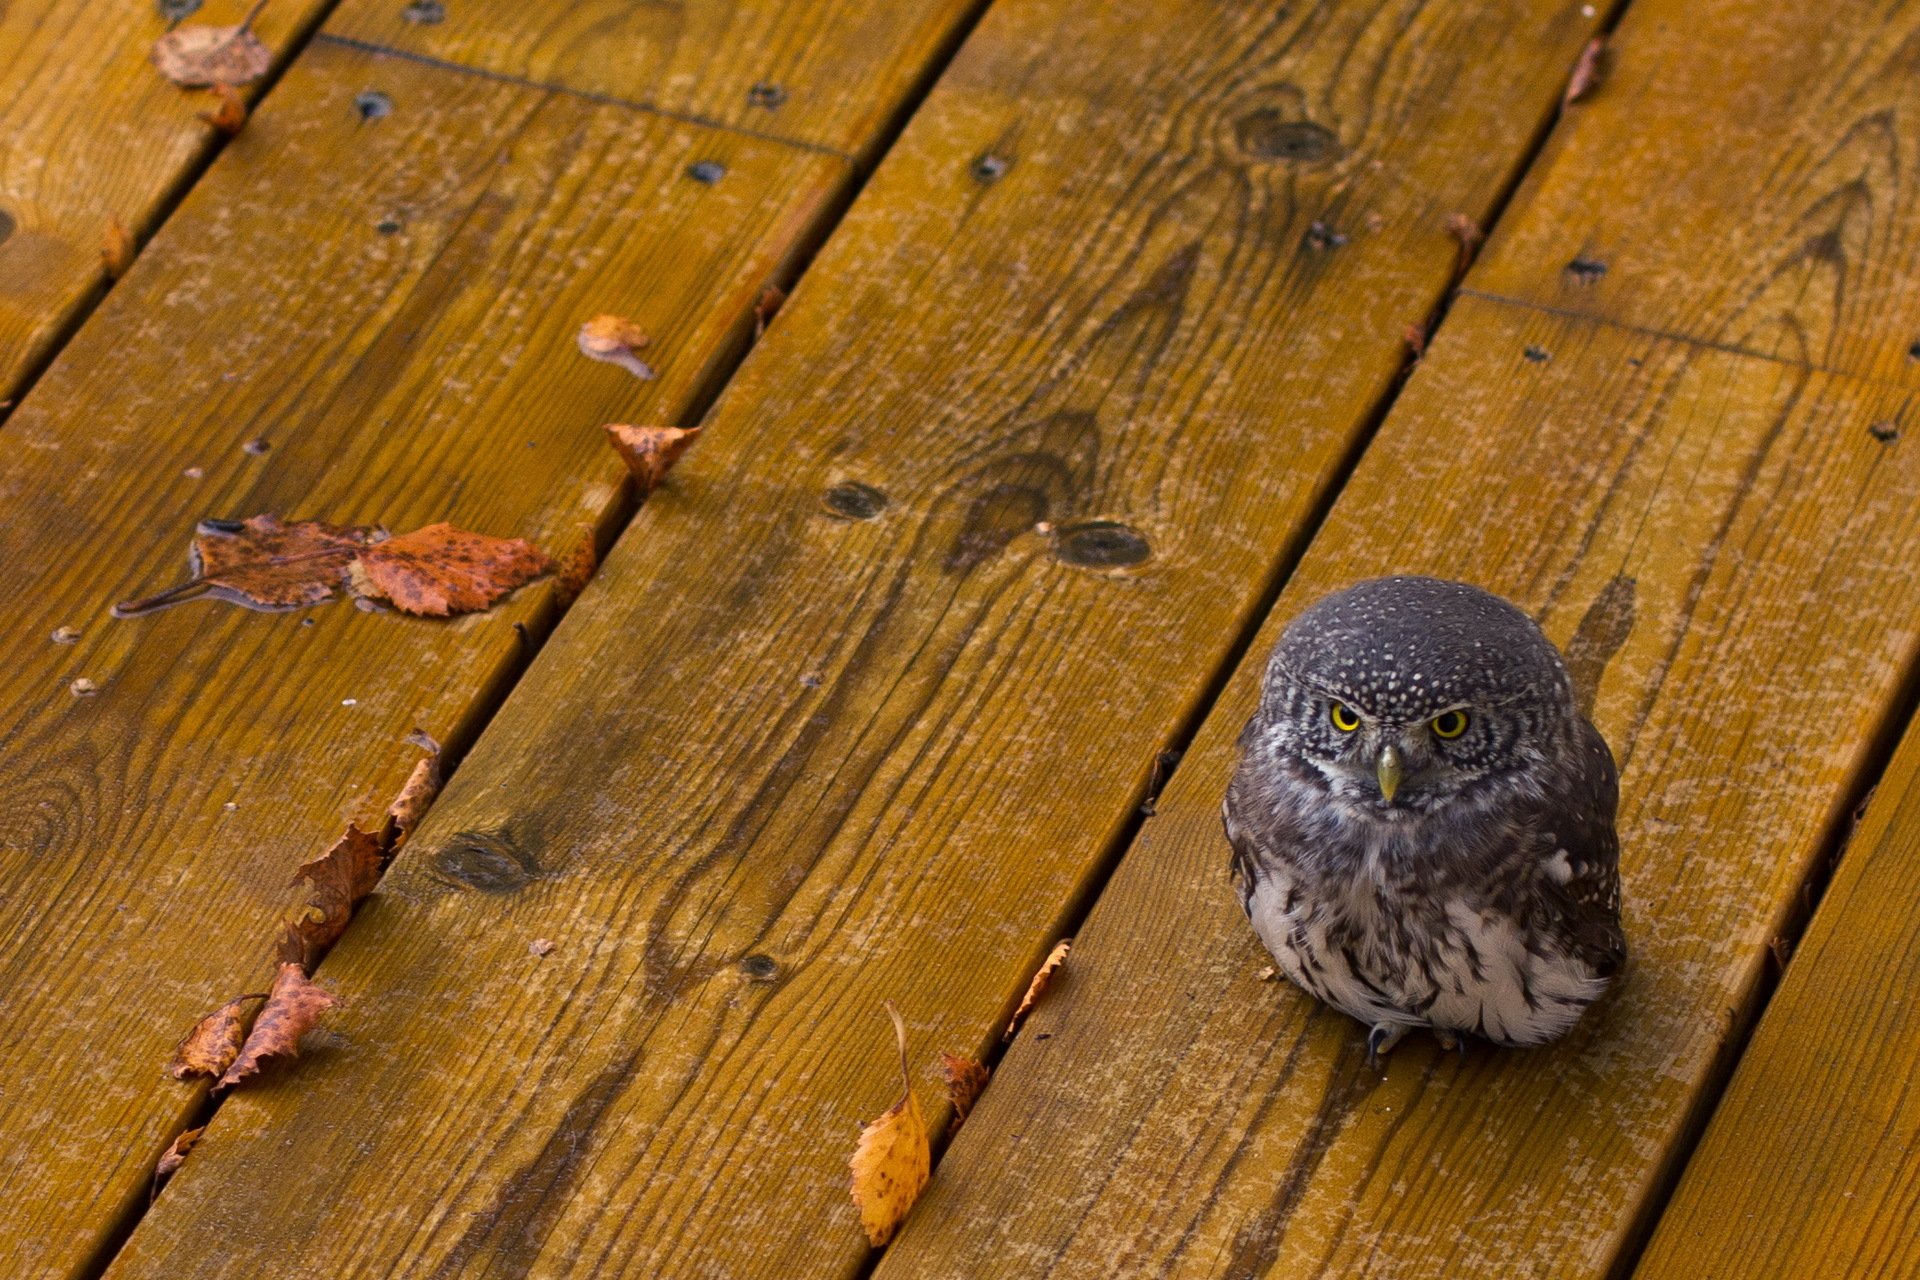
1376;743;1404;804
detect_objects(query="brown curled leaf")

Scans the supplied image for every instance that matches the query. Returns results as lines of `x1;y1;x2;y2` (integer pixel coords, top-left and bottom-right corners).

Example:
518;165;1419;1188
152;12;272;88
552;525;598;609
1403;322;1427;358
152;1126;205;1197
115;514;374;616
849;1004;929;1246
754;285;786;337
168;992;266;1079
199;83;248;135
1564;37;1608;106
102;217;135;279
217;962;340;1089
1004;937;1071;1041
386;754;441;843
1446;213;1484;274
605;424;701;496
578;313;655;379
349;522;552;617
277;822;385;969
939;1052;990;1135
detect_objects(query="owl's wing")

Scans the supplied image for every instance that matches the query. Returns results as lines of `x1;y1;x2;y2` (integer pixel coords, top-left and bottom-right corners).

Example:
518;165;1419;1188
1533;718;1627;977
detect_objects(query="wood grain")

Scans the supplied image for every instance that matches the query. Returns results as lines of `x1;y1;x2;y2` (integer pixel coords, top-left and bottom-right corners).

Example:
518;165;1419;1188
0;0;329;408
1469;0;1920;385
324;0;983;159
97;3;1609;1277
0;38;858;1278
876;296;1920;1279
1633;721;1920;1279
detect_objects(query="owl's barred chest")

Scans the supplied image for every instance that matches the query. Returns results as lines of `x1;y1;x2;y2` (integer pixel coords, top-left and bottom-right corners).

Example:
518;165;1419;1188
1243;827;1607;1047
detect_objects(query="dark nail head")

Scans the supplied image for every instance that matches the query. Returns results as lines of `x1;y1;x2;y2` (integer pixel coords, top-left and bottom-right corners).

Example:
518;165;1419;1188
823;481;888;520
1055;521;1151;568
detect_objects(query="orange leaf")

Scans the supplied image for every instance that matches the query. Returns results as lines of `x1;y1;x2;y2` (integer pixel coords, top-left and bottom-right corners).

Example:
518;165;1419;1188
754;285;786;337
552;525;597;609
101;217;135;279
278;822;385;969
577;313;654;379
939;1052;990;1135
1004;937;1071;1041
849;1004;929;1246
1563;37;1608;106
152;1126;205;1196
168;992;266;1079
217;962;339;1089
386;754;441;843
351;522;552;617
115;514;373;616
605;424;700;496
199;83;248;135
1446;213;1483;274
152;13;272;88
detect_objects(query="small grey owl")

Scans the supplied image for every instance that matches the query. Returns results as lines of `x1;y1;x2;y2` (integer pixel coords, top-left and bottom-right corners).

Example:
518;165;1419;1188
1224;575;1625;1064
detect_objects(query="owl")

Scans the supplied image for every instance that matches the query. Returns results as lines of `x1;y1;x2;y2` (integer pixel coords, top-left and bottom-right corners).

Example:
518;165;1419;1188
1224;576;1625;1064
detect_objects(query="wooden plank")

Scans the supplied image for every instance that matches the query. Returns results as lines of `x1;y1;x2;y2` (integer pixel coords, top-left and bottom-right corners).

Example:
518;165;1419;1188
323;0;982;158
99;3;1610;1278
1632;721;1920;1279
876;296;1920;1278
0;24;932;1274
0;0;330;408
1467;0;1920;384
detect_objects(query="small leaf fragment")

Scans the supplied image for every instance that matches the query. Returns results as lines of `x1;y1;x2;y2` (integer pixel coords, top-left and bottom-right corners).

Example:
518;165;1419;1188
939;1052;990;1135
849;1004;930;1247
754;285;786;337
553;525;597;608
116;514;373;616
1256;964;1278;981
1402;322;1427;358
386;754;441;842
152;17;272;88
168;992;266;1079
1563;37;1608;106
153;1126;205;1195
1004;937;1072;1041
1446;213;1483;273
199;83;248;135
102;217;135;279
217;962;340;1089
605;424;700;496
278;822;385;969
578;313;655;379
350;522;552;617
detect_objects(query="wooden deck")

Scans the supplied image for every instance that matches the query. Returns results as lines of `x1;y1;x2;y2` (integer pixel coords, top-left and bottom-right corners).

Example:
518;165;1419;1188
1;1;1916;1276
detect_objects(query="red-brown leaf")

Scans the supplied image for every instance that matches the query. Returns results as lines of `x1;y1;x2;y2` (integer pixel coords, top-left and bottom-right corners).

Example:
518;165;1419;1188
1564;37;1608;106
168;992;265;1079
754;285;786;337
386;754;441;843
605;424;700;496
199;84;249;135
116;515;374;616
1004;937;1071;1041
350;523;552;617
939;1052;990;1135
101;217;135;279
153;1126;205;1195
217;963;340;1089
552;525;598;609
278;822;385;969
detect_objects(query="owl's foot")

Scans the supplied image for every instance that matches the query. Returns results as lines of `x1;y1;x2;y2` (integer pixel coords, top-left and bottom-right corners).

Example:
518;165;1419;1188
1365;1023;1408;1071
1434;1028;1466;1055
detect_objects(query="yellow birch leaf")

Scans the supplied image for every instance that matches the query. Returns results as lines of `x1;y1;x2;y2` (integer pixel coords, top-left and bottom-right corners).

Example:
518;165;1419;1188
848;1003;929;1246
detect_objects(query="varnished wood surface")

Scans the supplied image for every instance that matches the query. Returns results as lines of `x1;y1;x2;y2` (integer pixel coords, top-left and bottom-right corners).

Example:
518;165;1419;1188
0;0;328;408
1633;721;1920;1278
877;296;1920;1278
325;0;984;159
98;2;1608;1277
0;33;891;1276
1469;0;1920;385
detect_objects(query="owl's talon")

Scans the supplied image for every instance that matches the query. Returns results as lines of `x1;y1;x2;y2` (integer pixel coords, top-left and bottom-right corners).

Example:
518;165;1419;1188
1365;1023;1406;1071
1434;1029;1462;1053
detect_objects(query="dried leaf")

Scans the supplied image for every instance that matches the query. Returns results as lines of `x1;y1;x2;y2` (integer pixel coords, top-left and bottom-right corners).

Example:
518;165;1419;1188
152;16;272;88
553;525;597;609
578;313;655;379
849;1004;929;1246
350;522;552;617
1402;322;1427;358
605;424;700;496
1255;965;1278;981
1446;213;1484;274
754;285;786;337
386;754;440;842
115;514;373;616
217;962;339;1089
278;822;384;969
1004;937;1071;1041
168;992;265;1079
1563;37;1608;106
939;1052;990;1135
199;83;248;135
153;1126;204;1194
529;937;556;957
102;217;135;279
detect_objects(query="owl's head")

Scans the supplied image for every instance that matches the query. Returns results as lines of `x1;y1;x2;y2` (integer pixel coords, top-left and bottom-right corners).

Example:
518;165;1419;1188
1256;576;1576;815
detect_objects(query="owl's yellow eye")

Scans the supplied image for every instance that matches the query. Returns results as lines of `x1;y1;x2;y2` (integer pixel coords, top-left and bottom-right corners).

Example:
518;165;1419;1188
1329;702;1360;732
1431;709;1469;739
